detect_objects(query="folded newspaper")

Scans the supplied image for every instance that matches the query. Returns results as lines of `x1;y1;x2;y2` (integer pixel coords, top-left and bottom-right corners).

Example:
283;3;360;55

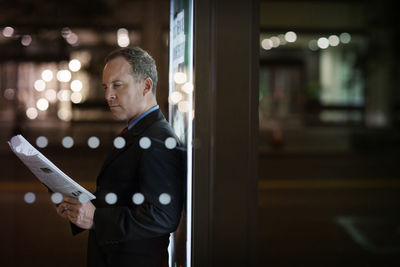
8;135;95;200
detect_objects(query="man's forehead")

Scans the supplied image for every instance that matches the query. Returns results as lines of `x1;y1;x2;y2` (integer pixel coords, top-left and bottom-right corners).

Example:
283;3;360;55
103;57;132;80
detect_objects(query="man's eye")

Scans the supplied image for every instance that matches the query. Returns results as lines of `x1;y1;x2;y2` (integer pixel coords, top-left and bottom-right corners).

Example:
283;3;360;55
114;83;122;88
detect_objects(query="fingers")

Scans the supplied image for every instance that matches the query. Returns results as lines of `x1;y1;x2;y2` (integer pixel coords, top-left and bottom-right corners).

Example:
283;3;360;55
63;196;80;204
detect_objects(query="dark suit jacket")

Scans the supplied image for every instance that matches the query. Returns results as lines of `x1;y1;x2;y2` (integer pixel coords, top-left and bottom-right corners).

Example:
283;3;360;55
73;109;185;267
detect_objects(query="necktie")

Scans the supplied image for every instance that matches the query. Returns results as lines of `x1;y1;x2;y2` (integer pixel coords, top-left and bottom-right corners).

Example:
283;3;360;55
119;127;128;136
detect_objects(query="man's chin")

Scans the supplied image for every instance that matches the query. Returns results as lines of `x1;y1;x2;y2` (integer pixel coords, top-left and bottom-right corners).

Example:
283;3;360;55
111;112;127;121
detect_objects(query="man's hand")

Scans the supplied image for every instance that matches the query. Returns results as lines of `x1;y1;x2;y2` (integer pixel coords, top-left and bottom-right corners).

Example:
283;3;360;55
57;196;96;229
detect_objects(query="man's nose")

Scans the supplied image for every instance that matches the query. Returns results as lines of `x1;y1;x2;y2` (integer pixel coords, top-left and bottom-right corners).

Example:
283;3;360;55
105;88;116;100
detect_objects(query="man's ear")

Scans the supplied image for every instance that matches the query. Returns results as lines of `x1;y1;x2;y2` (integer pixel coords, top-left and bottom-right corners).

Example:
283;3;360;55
143;78;153;96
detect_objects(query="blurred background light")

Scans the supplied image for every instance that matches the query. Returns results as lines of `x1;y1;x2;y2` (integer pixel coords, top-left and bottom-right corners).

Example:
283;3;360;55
173;72;187;84
270;36;280;47
308;40;319;51
66;32;79;45
4;88;15;100
178;100;190;112
70;80;83;92
21;35;32;46
57;70;72;82
2;26;14;37
44;89;57;103
284;31;297;43
317;37;329;49
34;80;46;92
261;38;273;50
328;35;340;46
57;90;71;101
182;83;194;94
26;107;38;120
117;28;130;47
68;59;81;72
57;108;72;121
61;27;72;38
41;70;53;82
340;32;351;44
71;92;83;103
36;98;49;111
278;34;287;45
169;91;183;105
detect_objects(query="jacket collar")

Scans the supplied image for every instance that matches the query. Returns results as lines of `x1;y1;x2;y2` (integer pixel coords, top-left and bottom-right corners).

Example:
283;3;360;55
99;108;166;177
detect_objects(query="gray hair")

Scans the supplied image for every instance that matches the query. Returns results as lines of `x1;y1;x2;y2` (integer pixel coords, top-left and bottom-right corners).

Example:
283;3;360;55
105;47;158;95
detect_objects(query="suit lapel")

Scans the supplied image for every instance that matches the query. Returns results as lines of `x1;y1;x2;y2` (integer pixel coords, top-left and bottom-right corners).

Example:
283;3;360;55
98;109;166;177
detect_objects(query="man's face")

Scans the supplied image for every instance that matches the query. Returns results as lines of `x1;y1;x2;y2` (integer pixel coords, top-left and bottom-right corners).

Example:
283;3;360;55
102;57;146;122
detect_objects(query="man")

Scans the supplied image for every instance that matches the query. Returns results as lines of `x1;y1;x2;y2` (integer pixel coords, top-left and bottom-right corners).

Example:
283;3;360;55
55;47;185;267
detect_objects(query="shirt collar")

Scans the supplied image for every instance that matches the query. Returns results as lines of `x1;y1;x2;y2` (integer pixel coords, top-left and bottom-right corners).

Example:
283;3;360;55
127;105;159;130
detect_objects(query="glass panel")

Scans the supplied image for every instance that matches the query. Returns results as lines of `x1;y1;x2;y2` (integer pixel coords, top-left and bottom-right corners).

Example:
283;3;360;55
169;0;193;266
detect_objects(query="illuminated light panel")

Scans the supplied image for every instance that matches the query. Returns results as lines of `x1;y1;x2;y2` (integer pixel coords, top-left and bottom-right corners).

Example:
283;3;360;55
173;72;187;84
169;91;183;105
2;26;14;37
284;31;297;43
36;98;49;111
57;70;72;82
317;37;329;49
41;69;53;81
69;59;81;72
261;38;273;50
34;80;46;92
328;35;340;47
26;107;38;119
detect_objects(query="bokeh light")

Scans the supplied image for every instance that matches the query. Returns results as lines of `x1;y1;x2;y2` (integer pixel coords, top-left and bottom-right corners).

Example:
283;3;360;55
57;70;72;82
34;80;46;92
41;70;53;82
26;107;38;119
62;136;74;148
36;98;49;111
284;31;297;43
36;136;48;148
173;72;187;84
139;137;151;149
68;59;81;72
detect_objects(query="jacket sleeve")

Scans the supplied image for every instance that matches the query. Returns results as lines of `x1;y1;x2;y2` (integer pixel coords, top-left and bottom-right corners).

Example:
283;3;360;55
93;139;185;245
